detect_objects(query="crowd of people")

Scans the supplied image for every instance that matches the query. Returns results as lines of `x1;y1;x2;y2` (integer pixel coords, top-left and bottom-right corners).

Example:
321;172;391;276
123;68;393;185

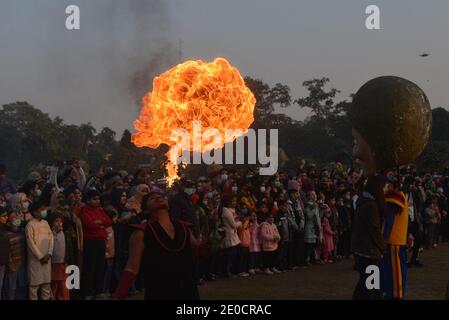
0;160;449;300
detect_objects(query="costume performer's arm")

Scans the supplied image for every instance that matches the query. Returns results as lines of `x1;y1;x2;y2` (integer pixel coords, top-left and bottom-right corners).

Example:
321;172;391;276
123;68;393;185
113;229;144;299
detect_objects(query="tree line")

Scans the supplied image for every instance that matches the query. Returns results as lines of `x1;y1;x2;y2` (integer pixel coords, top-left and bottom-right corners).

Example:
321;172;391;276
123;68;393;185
1;77;448;182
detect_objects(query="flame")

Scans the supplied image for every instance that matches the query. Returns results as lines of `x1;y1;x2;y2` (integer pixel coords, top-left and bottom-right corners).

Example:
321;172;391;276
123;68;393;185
132;58;256;186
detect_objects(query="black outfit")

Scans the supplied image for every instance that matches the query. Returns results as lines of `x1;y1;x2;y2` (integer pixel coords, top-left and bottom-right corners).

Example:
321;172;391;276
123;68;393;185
351;191;384;300
337;203;352;257
142;219;199;300
82;239;106;297
169;192;200;237
408;191;424;266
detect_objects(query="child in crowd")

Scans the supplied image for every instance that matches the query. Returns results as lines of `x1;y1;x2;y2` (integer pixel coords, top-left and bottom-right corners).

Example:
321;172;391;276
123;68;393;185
25;201;54;300
248;213;262;274
50;213;69;300
238;217;250;277
79;190;112;300
260;213;281;275
321;204;335;263
103;206;117;297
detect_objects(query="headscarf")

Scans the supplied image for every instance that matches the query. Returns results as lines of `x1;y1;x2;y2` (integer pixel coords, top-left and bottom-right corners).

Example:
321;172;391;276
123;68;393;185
126;184;149;214
110;187;127;211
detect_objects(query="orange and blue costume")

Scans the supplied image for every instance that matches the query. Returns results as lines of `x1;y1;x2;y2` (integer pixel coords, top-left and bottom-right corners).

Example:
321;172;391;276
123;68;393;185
379;191;409;299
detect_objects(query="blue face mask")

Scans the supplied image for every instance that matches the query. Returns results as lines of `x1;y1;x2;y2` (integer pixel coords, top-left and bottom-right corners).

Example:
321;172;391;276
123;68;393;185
274;181;282;188
184;188;195;196
40;210;48;219
22;202;30;210
241;207;248;215
35;189;42;197
232;186;238;193
207;192;214;199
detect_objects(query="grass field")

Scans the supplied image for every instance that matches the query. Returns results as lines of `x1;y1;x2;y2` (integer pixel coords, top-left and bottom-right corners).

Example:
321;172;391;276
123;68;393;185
132;242;449;300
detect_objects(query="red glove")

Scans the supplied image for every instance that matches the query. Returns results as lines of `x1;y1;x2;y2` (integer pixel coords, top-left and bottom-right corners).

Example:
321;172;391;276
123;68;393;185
112;270;136;300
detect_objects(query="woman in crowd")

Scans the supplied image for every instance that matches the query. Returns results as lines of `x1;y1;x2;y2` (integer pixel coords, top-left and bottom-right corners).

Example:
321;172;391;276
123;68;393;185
126;184;149;215
3;211;27;300
260;212;281;274
219;194;241;278
304;191;321;266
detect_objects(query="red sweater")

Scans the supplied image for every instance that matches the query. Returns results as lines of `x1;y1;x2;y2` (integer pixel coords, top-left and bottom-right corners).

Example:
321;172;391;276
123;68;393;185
80;205;113;240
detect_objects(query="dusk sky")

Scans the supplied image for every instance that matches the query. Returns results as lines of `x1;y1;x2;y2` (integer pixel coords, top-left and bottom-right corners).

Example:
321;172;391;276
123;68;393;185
1;0;448;134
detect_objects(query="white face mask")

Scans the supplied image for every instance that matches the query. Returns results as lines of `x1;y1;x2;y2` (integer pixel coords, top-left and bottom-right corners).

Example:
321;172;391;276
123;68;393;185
21;202;30;210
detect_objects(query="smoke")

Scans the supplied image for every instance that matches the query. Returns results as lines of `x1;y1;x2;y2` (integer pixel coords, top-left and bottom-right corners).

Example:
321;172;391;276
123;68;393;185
0;0;179;133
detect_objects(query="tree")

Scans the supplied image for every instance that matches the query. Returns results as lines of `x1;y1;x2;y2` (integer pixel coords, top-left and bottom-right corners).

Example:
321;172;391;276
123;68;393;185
244;77;292;128
295;78;341;121
120;129;135;150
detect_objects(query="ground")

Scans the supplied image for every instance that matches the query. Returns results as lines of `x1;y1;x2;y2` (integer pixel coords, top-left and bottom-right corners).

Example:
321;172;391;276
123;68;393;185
200;242;449;300
134;242;449;300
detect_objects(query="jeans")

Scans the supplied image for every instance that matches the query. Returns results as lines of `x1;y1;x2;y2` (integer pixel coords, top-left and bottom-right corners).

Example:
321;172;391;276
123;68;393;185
262;251;277;269
239;246;249;273
224;245;239;276
3;263;27;300
277;242;288;270
248;252;262;270
304;242;316;263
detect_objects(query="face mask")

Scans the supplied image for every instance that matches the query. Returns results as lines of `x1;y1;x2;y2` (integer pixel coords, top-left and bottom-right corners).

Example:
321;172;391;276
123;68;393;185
184;188;195;196
40;210;48;219
274;181;282;188
12;219;22;227
202;200;208;206
22;202;30;210
35;189;42;197
232;186;238;193
241;207;248;215
221;174;228;181
207;192;214;199
260;187;266;193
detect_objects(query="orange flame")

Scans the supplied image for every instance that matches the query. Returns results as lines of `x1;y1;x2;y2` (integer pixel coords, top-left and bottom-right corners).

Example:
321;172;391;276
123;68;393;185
132;58;256;186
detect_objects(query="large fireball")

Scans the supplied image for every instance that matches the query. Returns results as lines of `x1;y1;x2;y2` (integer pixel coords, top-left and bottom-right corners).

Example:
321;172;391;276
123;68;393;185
132;58;256;185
